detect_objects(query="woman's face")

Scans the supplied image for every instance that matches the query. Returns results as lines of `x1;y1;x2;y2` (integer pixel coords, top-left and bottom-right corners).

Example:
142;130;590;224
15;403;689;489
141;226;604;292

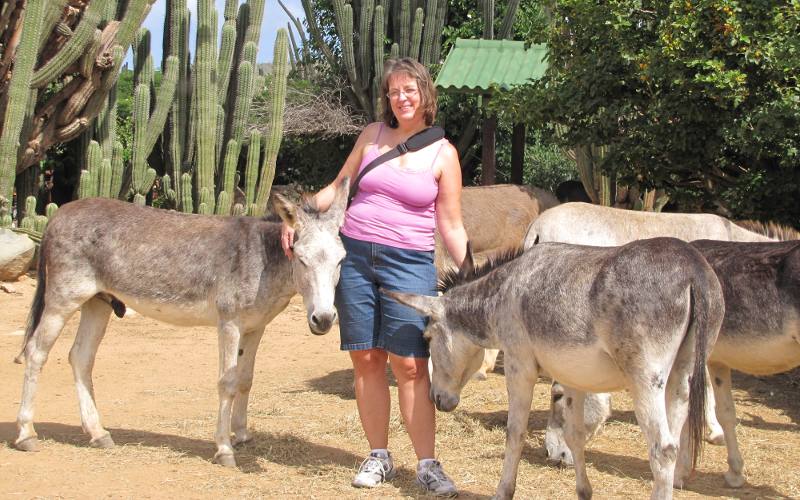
387;73;422;125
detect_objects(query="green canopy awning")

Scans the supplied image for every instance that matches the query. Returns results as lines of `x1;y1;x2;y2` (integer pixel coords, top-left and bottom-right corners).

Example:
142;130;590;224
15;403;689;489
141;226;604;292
435;39;548;94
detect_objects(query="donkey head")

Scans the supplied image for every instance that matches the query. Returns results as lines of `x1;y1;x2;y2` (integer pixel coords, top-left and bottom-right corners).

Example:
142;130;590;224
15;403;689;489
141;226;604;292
384;290;484;412
272;179;348;335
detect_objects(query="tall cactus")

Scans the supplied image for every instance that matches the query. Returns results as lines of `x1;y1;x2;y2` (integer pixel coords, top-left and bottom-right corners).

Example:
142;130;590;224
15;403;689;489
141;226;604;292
301;0;439;120
253;29;289;216
0;0;44;224
153;0;286;215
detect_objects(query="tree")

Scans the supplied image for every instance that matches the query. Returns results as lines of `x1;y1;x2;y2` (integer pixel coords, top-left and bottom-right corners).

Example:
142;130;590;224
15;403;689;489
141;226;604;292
494;0;800;223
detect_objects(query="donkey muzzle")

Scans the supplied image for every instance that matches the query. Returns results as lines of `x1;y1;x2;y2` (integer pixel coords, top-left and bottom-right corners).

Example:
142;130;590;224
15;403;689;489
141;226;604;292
431;390;459;412
308;311;337;335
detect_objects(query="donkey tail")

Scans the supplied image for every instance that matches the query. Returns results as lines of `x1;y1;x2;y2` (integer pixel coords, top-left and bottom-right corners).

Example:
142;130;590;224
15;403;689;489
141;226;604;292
14;233;47;364
686;274;722;471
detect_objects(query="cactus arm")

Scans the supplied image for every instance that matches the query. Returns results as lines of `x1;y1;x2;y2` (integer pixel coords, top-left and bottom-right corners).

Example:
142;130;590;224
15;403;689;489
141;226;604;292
110;140;124;199
217;21;237;106
243;131;260;204
195;0;218;212
0;0;44;211
244;0;266;48
180;172;193;212
399;0;410;57
359;0;374;86
31;0;106;88
373;5;386;117
420;0;437;64
409;7;423;60
222;139;239;195
143;55;179;154
131;81;151;195
253;29;288;216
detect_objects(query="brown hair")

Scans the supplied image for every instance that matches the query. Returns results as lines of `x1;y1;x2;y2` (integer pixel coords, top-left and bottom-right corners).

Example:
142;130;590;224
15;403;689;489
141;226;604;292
381;58;437;128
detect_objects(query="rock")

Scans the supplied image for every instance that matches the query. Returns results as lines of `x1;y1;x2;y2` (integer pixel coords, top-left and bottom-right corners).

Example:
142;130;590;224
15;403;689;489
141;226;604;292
0;229;35;281
1;282;18;294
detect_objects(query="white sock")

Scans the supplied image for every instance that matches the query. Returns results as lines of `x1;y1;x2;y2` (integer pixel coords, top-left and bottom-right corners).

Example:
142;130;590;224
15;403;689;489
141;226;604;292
370;448;389;459
418;458;437;470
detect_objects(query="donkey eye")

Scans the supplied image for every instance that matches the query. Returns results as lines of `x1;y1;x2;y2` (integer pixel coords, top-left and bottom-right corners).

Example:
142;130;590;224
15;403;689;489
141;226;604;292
552;393;563;403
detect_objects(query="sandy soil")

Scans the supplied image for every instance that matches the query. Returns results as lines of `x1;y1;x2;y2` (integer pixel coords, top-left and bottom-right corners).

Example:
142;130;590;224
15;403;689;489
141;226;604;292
1;274;798;499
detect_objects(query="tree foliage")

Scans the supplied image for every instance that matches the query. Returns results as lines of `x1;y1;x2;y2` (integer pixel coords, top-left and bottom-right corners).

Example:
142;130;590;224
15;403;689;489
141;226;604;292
494;0;800;223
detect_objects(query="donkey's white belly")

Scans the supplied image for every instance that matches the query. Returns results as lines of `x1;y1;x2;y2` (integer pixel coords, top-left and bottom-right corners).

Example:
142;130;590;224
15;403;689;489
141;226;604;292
535;344;626;393
712;330;800;376
114;293;220;326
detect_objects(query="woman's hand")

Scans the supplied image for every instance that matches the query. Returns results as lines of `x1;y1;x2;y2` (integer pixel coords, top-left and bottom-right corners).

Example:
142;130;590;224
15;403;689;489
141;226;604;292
281;222;295;259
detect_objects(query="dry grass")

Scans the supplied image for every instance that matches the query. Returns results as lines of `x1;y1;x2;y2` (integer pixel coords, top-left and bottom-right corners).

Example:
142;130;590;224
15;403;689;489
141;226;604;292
0;280;798;499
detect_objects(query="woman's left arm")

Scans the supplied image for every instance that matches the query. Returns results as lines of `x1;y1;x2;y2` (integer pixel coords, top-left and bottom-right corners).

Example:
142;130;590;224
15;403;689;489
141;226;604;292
435;143;468;268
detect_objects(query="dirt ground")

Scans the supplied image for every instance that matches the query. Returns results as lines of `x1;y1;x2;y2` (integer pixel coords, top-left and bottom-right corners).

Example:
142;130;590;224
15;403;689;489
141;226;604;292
1;274;798;499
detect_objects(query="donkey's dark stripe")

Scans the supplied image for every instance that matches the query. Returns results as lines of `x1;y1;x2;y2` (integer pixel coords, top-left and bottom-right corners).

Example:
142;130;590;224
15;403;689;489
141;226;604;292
437;246;524;292
733;219;800;242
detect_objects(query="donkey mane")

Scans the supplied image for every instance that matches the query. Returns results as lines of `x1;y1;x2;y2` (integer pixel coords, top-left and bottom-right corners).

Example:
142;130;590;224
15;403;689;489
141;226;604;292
437;246;525;292
734;220;800;241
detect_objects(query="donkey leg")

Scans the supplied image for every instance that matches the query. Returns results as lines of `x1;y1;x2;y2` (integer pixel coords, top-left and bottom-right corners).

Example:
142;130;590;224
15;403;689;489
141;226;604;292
495;361;538;500
474;348;500;381
630;381;677;500
562;387;591;500
68;297;114;448
231;327;266;446
15;308;74;451
703;366;725;445
708;364;745;488
664;360;692;488
212;318;242;467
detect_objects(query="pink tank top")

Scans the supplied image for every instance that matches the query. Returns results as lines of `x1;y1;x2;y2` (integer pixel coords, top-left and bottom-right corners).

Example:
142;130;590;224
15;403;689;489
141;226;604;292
341;124;445;251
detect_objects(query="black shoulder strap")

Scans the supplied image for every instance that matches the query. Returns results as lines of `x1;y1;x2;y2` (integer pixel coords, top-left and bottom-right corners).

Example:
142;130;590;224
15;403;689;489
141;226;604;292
348;126;445;207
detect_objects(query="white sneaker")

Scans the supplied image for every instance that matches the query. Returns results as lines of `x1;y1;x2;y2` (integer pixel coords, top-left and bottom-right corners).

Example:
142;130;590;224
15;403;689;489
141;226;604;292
352;451;397;488
417;460;458;497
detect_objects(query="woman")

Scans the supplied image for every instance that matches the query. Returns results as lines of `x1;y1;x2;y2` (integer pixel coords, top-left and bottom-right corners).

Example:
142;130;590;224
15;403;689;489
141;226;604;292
281;58;467;497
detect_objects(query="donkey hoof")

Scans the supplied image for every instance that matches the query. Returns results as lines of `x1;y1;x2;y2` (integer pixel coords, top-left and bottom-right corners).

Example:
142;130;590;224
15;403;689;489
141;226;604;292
233;434;253;447
90;434;115;449
724;471;745;488
213;453;237;468
14;436;40;452
472;371;488;381
705;431;725;446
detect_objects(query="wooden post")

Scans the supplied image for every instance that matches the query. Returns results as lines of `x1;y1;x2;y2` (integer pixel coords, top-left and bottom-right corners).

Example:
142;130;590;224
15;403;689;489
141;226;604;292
511;122;525;184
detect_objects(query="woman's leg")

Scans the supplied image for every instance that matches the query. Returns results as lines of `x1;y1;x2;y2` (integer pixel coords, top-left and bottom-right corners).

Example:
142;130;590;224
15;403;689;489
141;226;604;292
389;353;435;459
350;348;391;449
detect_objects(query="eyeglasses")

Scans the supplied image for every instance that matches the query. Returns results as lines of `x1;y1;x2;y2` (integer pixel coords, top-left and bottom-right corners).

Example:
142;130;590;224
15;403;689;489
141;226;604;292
386;88;419;100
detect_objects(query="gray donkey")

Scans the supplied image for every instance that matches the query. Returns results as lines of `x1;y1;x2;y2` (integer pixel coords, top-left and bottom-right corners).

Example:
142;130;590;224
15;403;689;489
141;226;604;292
389;237;724;500
547;238;800;489
13;180;349;468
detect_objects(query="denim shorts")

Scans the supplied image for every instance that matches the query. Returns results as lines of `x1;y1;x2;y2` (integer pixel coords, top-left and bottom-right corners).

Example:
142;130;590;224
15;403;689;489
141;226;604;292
335;233;437;358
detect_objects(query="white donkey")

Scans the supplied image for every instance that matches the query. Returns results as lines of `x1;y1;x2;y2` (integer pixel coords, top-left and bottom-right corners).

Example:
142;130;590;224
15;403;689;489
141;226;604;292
390;237;724;500
547;238;800;489
13;181;349;468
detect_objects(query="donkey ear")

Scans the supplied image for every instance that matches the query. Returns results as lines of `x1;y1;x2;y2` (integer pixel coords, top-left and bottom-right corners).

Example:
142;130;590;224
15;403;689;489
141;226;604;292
325;176;350;227
458;240;475;279
384;290;444;321
272;193;307;231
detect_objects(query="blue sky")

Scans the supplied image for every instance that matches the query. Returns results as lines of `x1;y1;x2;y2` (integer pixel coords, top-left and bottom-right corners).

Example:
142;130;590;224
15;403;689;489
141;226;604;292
130;0;306;66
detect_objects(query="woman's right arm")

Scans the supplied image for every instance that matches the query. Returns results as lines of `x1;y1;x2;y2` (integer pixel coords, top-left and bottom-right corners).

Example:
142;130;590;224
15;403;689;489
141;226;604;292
281;123;380;257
